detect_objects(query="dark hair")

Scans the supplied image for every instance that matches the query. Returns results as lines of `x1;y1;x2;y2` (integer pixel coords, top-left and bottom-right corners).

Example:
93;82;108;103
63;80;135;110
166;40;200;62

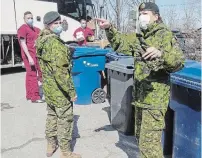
24;11;32;17
151;11;163;23
157;16;163;23
87;16;92;21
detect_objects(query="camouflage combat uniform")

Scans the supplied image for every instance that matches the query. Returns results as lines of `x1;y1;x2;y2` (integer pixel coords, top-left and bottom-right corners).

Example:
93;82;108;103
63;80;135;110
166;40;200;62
106;22;184;158
36;29;76;152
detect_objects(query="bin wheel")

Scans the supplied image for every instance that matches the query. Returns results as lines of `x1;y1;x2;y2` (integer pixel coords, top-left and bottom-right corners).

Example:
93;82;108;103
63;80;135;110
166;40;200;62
92;88;106;104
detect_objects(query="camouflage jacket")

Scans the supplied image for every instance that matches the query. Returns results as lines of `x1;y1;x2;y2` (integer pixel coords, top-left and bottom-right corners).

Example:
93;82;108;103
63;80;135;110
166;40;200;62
106;23;185;108
36;29;76;106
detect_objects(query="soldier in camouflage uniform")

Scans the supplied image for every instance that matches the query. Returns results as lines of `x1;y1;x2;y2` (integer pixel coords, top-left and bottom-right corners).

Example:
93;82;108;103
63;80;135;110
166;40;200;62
96;2;184;158
36;11;81;158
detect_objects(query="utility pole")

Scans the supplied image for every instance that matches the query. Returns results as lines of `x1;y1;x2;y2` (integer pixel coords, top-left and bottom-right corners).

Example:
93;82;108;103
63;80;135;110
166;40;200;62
116;0;121;31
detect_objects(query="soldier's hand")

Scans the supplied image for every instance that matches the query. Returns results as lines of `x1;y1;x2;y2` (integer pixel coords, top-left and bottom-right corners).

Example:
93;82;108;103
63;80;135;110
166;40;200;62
142;47;162;60
94;18;111;29
71;96;77;102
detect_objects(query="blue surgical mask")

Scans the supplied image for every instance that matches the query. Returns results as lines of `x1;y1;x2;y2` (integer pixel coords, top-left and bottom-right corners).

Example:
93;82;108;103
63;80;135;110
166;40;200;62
27;19;33;26
53;26;63;35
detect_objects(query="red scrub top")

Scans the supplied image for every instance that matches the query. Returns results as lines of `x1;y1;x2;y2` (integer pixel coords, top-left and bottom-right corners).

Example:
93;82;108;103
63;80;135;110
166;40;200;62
73;27;94;46
17;24;40;59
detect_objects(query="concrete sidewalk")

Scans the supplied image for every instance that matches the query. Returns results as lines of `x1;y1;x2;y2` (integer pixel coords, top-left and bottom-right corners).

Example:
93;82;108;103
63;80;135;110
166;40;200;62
1;70;140;158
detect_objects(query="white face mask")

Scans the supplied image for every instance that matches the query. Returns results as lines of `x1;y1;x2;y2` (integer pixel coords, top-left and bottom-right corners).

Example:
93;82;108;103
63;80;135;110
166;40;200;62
139;14;150;30
81;23;87;28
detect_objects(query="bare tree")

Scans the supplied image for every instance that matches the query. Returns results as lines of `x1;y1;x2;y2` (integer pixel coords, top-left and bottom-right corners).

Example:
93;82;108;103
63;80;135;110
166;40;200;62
99;0;129;32
181;3;200;30
161;0;201;30
161;6;180;29
160;0;201;61
183;28;201;61
93;0;201;61
92;0;102;18
92;0;156;33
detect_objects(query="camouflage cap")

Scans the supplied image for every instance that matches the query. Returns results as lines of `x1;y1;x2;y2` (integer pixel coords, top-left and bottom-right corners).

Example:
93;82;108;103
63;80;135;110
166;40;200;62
139;2;160;14
43;11;61;25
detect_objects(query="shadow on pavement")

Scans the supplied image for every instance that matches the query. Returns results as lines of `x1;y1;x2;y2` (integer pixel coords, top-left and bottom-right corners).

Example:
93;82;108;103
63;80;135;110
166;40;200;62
94;124;115;132
1;137;45;154
94;106;115;132
163;106;174;156
94;106;140;158
115;132;140;158
71;115;80;151
1;67;25;75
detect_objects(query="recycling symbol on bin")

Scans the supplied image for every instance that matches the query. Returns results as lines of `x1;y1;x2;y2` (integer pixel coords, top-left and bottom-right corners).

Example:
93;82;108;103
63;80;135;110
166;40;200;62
83;61;98;67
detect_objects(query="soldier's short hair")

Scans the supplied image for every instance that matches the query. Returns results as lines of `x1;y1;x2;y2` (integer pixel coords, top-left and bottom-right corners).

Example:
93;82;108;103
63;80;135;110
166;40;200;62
24;11;32;17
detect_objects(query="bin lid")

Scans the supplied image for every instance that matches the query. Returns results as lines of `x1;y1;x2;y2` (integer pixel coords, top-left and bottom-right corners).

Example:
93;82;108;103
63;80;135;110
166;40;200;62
170;60;201;91
74;46;96;51
105;57;134;74
106;52;132;61
73;47;109;58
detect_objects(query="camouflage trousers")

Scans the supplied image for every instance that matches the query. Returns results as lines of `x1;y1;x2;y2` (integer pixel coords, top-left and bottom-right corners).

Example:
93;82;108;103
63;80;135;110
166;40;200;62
45;100;73;152
134;104;167;158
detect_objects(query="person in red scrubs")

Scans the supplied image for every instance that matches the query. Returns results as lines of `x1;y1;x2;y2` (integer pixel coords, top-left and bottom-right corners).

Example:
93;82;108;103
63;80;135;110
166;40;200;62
73;19;95;46
17;11;44;103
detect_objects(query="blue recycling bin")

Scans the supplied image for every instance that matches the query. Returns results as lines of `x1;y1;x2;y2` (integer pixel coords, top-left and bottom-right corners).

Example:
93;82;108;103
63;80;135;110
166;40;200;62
170;60;201;158
72;47;109;105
